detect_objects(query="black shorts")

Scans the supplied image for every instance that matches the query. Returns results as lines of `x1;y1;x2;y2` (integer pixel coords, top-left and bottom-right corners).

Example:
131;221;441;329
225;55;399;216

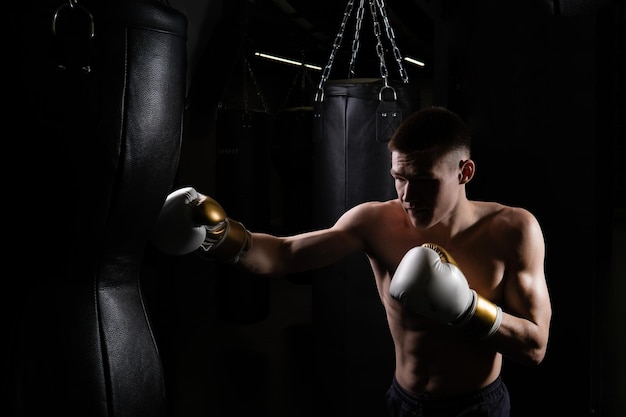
386;375;511;417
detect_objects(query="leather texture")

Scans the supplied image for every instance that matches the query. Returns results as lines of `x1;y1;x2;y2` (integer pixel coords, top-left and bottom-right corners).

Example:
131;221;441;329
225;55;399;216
313;78;421;224
6;1;187;416
309;77;420;415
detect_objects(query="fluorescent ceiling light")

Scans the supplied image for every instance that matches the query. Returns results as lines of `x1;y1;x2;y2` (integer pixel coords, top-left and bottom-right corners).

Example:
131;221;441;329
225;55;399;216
255;52;322;71
403;56;425;67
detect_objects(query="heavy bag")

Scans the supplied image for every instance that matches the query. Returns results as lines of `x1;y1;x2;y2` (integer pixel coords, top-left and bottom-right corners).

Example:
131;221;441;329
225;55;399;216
271;106;316;284
214;108;272;324
312;78;421;223
272;106;315;234
272;66;317;237
310;78;421;416
309;4;421;411
6;1;187;416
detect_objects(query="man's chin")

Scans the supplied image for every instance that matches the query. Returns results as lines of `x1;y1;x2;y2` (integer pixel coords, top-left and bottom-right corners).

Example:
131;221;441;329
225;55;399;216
408;211;432;229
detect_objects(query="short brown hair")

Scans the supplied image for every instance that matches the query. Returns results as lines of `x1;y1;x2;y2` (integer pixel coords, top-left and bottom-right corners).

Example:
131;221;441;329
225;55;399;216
388;106;471;157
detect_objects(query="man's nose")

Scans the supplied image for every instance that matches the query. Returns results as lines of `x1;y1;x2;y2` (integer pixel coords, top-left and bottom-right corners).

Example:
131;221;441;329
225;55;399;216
403;181;420;201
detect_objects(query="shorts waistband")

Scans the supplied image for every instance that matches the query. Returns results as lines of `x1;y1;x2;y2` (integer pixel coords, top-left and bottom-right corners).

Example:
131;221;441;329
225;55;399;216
391;375;506;406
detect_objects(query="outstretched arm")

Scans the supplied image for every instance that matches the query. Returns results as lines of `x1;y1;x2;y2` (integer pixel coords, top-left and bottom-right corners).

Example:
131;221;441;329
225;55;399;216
151;186;367;276
238;227;364;276
239;199;377;276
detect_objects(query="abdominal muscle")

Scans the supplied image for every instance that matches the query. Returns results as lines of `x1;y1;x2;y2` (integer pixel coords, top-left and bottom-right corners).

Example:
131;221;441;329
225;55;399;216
386;297;502;397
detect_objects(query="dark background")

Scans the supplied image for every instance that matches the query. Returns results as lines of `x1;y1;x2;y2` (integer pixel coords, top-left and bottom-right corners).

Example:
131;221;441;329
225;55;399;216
151;1;624;416
6;1;624;417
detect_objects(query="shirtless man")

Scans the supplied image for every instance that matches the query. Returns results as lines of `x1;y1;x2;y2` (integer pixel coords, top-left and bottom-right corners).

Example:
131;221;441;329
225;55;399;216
152;106;552;416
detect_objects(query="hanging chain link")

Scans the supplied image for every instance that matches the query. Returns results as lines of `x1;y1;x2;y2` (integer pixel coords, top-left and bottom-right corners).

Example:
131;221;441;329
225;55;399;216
369;0;390;88
280;68;302;111
239;56;270;127
241;58;251;126
348;0;367;78
245;57;269;113
279;56;316;110
314;0;355;102
377;0;408;83
315;0;409;102
242;58;249;111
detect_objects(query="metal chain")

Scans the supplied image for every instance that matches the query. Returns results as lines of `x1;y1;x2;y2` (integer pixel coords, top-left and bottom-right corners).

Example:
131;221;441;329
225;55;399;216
240;58;252;127
238;57;270;127
348;0;367;78
245;57;270;114
314;0;355;102
368;0;389;88
377;0;409;83
315;0;409;102
278;61;315;110
242;59;249;112
279;68;302;111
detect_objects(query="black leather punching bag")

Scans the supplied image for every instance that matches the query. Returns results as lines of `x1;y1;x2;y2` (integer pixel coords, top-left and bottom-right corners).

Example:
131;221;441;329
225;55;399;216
271;106;315;284
6;1;186;416
214;107;272;324
310;78;421;416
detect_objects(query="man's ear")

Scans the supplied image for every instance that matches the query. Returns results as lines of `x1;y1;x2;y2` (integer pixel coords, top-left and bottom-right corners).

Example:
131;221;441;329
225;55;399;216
459;159;475;184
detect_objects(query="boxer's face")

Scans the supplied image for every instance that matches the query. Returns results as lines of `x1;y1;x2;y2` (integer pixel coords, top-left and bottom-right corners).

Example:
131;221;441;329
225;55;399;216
391;150;465;229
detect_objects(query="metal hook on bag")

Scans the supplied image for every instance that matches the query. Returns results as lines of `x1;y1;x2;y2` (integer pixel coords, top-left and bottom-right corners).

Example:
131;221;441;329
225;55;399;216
52;0;95;39
51;0;96;73
378;85;397;102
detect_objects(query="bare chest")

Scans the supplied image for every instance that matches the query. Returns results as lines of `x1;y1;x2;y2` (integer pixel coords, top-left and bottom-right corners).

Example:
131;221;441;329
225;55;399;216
367;222;506;304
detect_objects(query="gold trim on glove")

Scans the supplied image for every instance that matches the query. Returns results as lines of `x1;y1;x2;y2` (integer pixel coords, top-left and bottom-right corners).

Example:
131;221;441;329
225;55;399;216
421;243;459;267
422;242;502;339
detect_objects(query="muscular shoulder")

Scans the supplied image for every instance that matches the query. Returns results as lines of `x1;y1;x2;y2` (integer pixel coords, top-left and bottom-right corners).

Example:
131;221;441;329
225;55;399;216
476;202;544;260
335;199;405;227
488;204;541;238
333;200;409;244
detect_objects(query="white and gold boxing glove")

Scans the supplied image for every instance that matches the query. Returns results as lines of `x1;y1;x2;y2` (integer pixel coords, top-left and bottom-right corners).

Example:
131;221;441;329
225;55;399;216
390;243;502;338
151;187;251;263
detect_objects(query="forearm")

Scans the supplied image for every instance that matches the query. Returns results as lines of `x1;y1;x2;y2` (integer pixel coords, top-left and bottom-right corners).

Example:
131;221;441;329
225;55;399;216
488;312;549;367
238;228;361;276
237;233;291;276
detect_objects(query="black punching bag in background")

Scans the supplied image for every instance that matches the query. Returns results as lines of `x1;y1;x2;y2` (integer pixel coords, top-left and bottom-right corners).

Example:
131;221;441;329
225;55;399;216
6;1;187;416
214;106;272;324
311;78;421;416
211;52;272;325
272;106;315;235
271;66;317;284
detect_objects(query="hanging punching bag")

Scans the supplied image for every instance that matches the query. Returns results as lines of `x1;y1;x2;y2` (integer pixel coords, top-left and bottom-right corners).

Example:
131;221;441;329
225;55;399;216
6;1;187;416
272;106;315;234
313;78;421;222
271;106;315;285
311;77;421;416
309;1;421;416
271;66;317;284
214;106;272;324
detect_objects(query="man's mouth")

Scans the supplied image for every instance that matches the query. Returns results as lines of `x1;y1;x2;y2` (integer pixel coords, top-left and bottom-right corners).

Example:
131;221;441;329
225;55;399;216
406;205;426;212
